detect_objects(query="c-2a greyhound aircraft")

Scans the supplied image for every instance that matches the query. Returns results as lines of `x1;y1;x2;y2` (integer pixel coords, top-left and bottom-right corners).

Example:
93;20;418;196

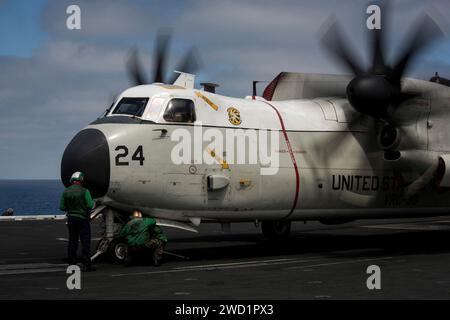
58;9;450;261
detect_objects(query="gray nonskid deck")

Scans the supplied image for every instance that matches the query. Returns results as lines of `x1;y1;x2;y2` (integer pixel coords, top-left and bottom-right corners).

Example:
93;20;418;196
1;217;450;299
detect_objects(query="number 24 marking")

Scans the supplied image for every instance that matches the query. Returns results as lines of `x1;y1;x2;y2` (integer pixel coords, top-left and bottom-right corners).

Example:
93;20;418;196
115;145;145;166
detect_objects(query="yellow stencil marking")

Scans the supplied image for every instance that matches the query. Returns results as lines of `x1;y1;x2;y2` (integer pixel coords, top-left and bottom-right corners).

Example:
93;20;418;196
195;92;219;111
239;179;252;187
227;107;241;125
206;147;229;169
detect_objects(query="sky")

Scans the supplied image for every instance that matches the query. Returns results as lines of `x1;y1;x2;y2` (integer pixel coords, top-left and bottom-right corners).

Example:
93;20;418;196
0;0;449;179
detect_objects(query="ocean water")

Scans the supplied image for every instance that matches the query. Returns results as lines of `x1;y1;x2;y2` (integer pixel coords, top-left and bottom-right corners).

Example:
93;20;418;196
0;180;65;215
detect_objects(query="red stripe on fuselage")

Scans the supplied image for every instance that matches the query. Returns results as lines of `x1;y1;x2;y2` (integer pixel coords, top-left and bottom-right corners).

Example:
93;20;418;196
262;101;300;219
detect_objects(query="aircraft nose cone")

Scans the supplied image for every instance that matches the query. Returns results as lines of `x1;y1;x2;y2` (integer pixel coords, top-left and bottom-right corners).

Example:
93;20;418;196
61;128;110;198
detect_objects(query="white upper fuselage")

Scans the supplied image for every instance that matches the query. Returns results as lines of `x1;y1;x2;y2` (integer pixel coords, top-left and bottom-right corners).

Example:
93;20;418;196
111;83;356;131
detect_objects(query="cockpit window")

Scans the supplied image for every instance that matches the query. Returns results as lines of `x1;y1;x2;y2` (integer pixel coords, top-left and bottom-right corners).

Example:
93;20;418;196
100;100;116;118
112;97;149;117
163;99;196;123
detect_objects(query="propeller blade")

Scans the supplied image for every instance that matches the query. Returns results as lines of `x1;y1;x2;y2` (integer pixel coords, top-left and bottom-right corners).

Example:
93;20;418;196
369;1;389;74
319;112;377;157
126;48;148;86
153;29;172;83
404;163;438;199
390;13;444;84
169;47;202;84
321;17;365;76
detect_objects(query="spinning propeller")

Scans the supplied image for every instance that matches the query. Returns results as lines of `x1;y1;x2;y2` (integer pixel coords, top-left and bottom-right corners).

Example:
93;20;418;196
320;2;446;203
322;2;443;119
126;29;201;86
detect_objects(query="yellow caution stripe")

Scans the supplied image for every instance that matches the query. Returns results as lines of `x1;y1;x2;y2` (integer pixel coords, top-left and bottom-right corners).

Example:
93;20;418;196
206;147;229;169
196;92;219;111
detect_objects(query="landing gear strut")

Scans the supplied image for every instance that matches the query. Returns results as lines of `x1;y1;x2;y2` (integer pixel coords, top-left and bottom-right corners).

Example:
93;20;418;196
261;220;291;240
91;207;128;263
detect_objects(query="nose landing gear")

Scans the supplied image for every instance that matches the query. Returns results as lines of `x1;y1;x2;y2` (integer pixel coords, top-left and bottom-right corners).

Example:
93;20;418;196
91;207;128;263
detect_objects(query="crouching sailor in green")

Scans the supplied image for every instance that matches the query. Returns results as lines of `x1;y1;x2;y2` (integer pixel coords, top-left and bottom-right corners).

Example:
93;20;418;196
119;211;168;266
59;171;96;272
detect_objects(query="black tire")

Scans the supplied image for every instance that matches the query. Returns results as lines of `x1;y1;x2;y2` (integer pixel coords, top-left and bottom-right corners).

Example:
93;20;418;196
107;238;128;263
261;220;291;240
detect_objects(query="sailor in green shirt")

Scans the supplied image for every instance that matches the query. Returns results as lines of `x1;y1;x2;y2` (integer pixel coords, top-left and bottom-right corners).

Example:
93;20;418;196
119;211;167;266
60;171;95;271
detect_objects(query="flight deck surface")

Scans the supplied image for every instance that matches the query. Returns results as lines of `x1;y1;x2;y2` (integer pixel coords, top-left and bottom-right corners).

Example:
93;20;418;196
1;218;450;299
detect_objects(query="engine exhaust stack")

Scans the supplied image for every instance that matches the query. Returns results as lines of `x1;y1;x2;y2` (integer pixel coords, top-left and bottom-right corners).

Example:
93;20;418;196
200;82;219;93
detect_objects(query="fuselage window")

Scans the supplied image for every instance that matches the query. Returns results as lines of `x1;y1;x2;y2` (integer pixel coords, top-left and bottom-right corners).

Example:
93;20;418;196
112;97;149;117
163;98;196;123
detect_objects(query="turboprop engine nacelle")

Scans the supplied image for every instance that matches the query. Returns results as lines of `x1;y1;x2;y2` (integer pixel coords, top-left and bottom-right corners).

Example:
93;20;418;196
437;154;450;187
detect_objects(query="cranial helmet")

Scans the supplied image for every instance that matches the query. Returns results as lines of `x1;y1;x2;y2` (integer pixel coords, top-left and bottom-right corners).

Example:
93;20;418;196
132;211;143;219
70;171;85;183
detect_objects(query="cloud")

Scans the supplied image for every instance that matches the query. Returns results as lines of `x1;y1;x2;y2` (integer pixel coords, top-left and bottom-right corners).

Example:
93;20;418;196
41;0;153;39
0;39;131;178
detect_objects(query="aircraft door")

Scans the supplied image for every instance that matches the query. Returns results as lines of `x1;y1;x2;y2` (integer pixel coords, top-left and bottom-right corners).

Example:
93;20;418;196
151;98;206;209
